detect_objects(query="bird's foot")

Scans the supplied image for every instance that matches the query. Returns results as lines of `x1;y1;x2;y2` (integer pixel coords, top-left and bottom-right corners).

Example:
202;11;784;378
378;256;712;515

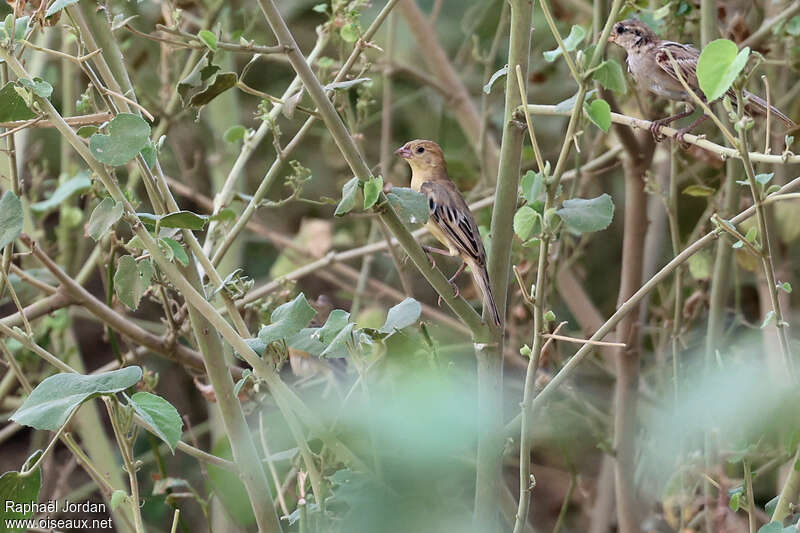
650;119;667;142
437;282;459;306
421;246;437;269
675;128;692;148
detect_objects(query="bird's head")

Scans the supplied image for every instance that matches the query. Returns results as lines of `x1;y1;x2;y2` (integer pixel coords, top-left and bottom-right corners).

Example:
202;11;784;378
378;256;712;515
609;19;656;50
395;139;447;175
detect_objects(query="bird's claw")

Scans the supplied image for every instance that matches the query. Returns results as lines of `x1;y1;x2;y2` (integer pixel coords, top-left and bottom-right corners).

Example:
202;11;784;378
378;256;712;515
421;246;437;269
650;120;666;142
675;128;691;149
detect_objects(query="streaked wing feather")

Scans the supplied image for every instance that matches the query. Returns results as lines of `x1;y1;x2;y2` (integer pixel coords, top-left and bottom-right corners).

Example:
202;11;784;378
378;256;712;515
655;41;701;93
420;181;486;264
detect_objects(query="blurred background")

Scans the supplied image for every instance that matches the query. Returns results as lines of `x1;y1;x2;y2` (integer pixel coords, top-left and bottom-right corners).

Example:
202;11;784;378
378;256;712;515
2;0;800;532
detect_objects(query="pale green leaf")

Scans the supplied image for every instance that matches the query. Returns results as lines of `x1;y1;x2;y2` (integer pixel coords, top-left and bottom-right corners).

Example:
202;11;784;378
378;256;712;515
114;255;154;310
89;113;151;166
556;193;615;233
258;293;317;344
130;392;183;453
11;367;142;430
87;198;124;241
0;191;23;249
30;173;92;214
363;175;383;209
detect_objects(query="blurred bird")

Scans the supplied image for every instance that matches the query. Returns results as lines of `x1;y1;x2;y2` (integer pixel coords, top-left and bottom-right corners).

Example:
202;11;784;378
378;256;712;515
609;19;796;141
395;139;501;327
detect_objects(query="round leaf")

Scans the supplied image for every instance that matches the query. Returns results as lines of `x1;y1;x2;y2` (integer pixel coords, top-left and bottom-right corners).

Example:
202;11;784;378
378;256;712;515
556;193;615;234
89;113;151;166
697;39;750;103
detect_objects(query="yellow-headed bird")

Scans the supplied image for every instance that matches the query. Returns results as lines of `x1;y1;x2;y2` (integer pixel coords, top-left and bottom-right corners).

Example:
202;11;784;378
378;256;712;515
395;139;501;326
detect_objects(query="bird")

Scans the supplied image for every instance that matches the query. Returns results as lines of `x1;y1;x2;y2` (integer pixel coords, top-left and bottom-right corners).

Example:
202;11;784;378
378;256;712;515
395;139;502;327
608;18;796;141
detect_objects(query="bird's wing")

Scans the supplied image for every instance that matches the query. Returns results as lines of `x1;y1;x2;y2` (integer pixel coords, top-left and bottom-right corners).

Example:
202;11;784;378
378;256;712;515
419;180;486;265
654;41;701;93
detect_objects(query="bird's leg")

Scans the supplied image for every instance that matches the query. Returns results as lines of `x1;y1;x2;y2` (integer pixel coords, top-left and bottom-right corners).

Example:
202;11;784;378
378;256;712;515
650;107;696;141
437;261;466;306
421;245;451;269
674;114;709;145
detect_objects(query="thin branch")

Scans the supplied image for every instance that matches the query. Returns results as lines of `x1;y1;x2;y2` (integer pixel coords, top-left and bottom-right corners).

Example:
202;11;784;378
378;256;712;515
523;104;800;164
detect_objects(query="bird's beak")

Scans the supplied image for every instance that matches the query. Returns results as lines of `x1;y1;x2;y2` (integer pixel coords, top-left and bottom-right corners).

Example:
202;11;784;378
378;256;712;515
394;144;412;159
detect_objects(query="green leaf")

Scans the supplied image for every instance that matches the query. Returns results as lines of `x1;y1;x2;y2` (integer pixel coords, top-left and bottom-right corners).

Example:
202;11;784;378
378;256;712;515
760;310;776;329
787;15;800;36
363;175;383;209
312;3;328;13
483;65;508;94
682;184;716;197
198;30;218;51
159;210;208;230
756;523;784;533
0;82;36;122
585;99;611;132
779;281;792;293
514;206;540;241
0;191;23;249
728;490;741;511
592;59;627;94
744;227;758;243
18;77;52;99
87;198;124;241
386;187;429;226
340;22;359;43
688;250;712;279
380;298;421;333
555;88;596;112
233;369;253;396
130;392;183;453
89;113;151;166
520;170;545;206
697;39;750;102
315;309;351;343
556;193;615;234
543;25;586;62
177;56;238;109
320;322;358;358
114;255;155;311
543;310;556;322
160;238;189;266
45;0;80;17
334;177;360;216
76;125;99;138
11;367;142;430
110;490;128;511
755;172;774;186
223;125;246;143
30;173;92;214
0;453;42;532
258;293;317;344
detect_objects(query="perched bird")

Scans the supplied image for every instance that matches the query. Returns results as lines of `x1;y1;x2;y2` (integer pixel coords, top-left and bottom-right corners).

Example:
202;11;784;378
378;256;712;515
395;139;501;326
608;18;796;140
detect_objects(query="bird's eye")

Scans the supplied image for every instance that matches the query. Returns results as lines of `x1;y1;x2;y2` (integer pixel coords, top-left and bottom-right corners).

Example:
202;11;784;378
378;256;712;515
616;24;625;33
634;29;641;36
416;146;425;154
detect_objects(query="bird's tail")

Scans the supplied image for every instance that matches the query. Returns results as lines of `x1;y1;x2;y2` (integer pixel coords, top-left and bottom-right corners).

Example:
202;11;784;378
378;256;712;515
743;91;796;128
469;260;502;327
